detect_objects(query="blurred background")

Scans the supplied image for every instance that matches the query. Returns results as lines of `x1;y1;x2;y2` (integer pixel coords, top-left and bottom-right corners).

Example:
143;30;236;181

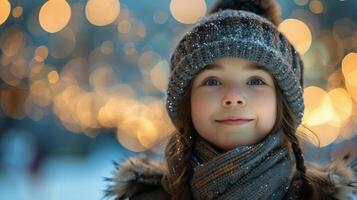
0;0;356;199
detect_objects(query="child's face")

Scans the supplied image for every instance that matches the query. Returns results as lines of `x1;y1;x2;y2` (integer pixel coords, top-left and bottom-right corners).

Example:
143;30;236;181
190;57;277;150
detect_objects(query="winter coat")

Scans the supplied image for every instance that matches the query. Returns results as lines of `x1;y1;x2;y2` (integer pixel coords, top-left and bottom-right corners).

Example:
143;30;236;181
104;154;357;200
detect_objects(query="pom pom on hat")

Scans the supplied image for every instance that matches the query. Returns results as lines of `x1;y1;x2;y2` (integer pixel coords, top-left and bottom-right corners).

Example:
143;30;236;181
209;0;282;26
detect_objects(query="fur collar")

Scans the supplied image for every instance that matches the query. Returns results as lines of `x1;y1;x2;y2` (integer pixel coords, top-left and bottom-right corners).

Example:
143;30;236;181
104;157;168;199
104;153;357;199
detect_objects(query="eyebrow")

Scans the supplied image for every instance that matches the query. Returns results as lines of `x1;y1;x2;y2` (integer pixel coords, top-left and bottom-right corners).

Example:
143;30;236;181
204;63;268;72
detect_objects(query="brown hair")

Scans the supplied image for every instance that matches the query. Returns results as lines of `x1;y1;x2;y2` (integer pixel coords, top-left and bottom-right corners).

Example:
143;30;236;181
164;66;314;199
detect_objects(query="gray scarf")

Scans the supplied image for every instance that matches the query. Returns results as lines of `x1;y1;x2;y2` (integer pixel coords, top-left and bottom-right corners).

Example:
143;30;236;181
189;129;297;199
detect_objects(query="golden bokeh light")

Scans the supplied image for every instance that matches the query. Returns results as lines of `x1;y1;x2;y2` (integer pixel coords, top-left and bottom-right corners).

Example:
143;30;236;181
345;70;357;102
118;20;132;34
138;51;161;69
1;28;26;57
1;55;12;66
30;79;52;107
298;122;340;147
29;60;45;78
0;86;27;119
302;86;334;126
61;121;83;133
75;92;100;129
24;96;45;121
48;70;59;84
117;116;148;152
100;41;113;55
9;58;26;80
60;57;87;86
85;0;120;26
136;117;159;148
345;70;357;87
0;60;22;86
116;130;147;152
309;0;324;14
39;0;72;33
351;100;357;126
114;99;167;150
342;53;357;101
170;0;207;24
150;60;169;92
98;97;121;128
328;88;353;127
34;45;49;62
53;85;84;124
12;6;23;18
341;52;357;77
89;66;117;92
0;0;11;25
278;18;312;55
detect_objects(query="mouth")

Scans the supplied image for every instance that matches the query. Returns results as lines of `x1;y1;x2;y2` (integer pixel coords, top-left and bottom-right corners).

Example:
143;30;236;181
215;118;253;125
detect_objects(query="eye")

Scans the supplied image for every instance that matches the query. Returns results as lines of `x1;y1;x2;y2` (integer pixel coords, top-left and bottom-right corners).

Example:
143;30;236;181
203;77;221;86
247;78;266;86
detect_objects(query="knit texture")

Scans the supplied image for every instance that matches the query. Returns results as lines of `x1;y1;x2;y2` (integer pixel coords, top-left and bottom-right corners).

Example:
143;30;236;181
189;129;296;199
166;9;305;127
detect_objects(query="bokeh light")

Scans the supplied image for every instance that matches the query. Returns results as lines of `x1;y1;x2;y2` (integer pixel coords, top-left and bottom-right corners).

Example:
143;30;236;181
100;41;113;55
342;52;357;101
298;122;340;147
89;66;118;93
150;60;169;93
0;85;27;119
309;0;324;14
48;70;59;84
328;88;353;127
341;52;357;77
34;45;49;62
0;0;356;173
118;20;132;34
0;0;11;25
302;86;334;126
278;18;312;54
85;0;120;26
12;6;23;18
30;79;52;107
39;0;72;33
170;0;207;24
0;26;26;57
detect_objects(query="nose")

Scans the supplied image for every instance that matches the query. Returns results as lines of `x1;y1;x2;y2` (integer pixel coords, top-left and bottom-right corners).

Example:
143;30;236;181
222;88;246;107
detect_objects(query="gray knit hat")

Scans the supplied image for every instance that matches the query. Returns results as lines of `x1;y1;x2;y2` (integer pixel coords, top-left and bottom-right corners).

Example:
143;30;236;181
166;0;305;127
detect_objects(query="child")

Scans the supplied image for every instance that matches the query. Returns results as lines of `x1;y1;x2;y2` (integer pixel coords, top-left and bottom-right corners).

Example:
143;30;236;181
105;0;357;199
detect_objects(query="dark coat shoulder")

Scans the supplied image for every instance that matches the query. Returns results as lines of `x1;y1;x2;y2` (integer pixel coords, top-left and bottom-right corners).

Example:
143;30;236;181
104;153;357;200
104;157;170;200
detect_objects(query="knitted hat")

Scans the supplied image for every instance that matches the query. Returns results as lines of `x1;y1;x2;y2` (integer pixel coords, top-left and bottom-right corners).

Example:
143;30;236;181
166;0;305;127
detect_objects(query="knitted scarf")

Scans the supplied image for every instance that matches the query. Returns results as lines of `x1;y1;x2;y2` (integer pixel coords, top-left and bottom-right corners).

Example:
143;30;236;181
189;129;296;199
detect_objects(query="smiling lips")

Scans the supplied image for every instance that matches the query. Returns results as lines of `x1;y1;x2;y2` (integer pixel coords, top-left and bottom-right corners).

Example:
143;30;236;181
215;117;253;125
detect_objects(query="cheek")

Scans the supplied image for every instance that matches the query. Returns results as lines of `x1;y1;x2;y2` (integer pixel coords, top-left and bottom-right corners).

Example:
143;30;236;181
255;92;277;120
191;92;215;122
